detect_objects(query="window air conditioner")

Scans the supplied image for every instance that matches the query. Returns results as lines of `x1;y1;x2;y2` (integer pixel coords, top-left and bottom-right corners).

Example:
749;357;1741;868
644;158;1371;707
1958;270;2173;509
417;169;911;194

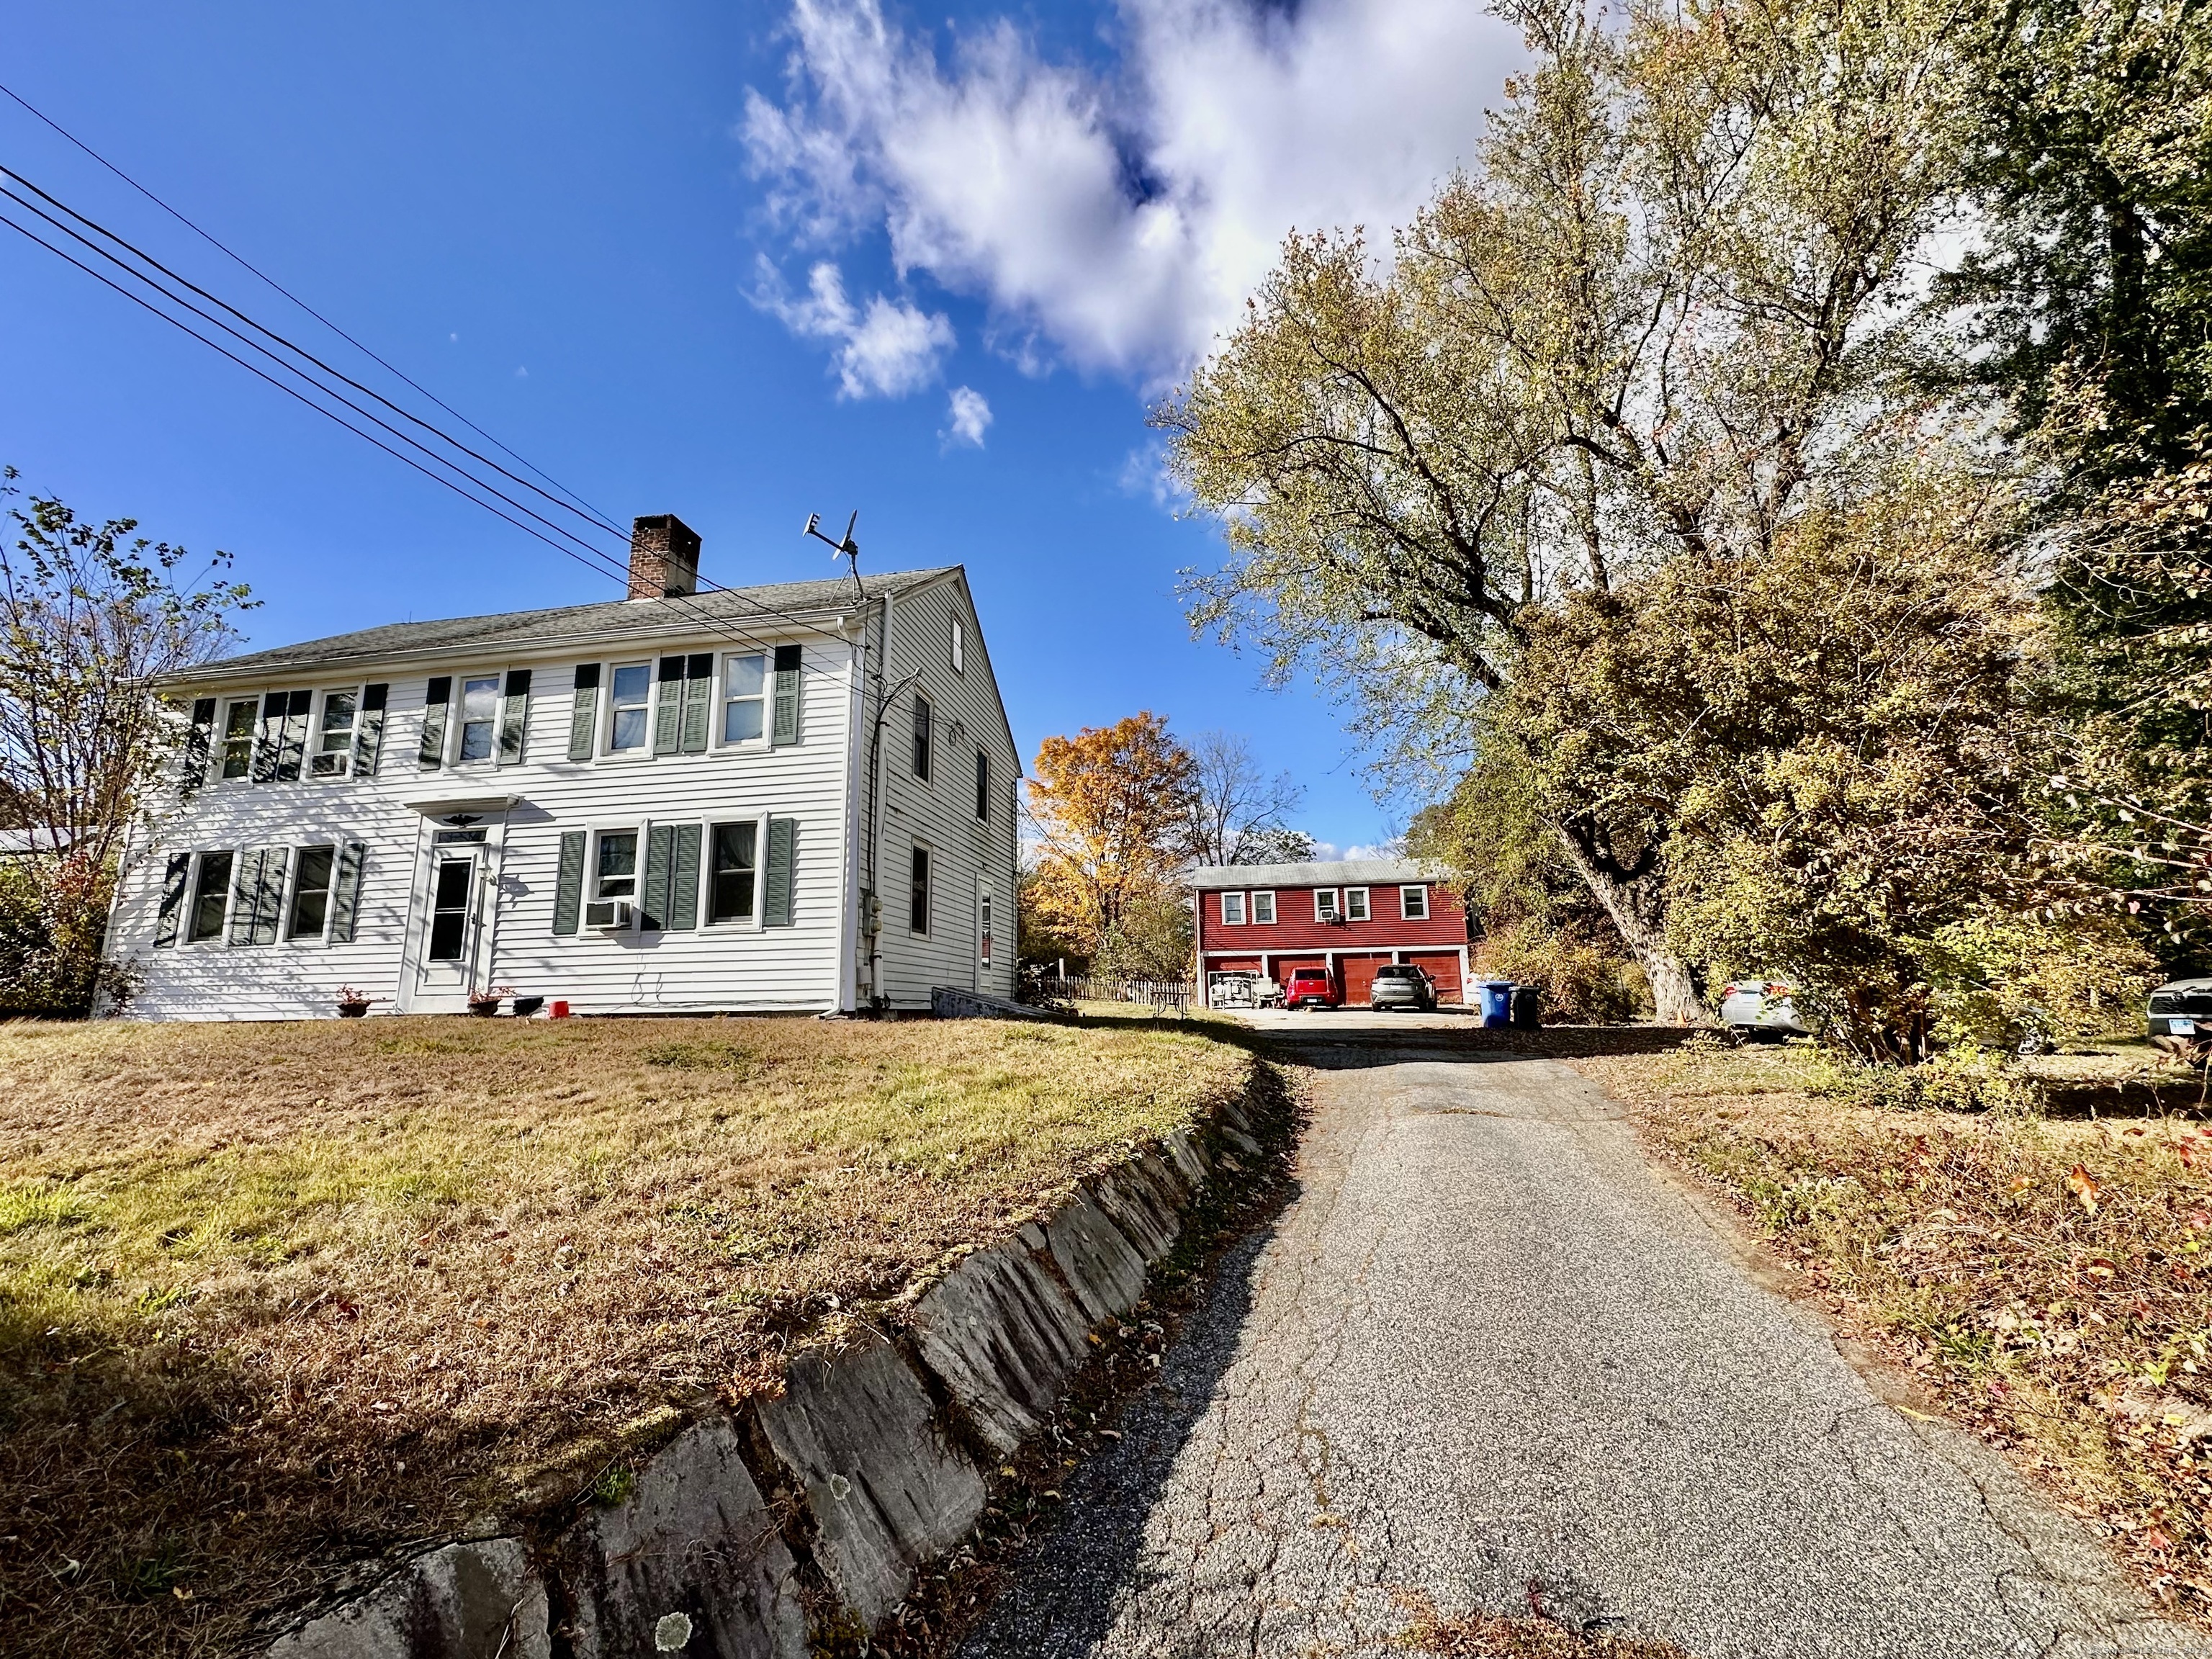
584;899;633;930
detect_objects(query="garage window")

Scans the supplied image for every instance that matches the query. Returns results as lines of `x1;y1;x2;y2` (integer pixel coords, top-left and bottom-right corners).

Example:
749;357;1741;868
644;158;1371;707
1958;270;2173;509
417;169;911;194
1313;889;1340;922
1221;891;1246;925
1251;891;1276;924
1401;885;1429;920
1344;887;1370;922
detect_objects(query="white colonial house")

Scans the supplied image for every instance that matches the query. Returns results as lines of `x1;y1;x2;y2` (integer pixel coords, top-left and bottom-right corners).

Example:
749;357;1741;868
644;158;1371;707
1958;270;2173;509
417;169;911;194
103;517;1020;1018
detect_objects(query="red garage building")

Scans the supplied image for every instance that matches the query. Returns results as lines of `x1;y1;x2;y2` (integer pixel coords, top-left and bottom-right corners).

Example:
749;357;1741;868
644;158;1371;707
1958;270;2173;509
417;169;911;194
1187;859;1472;1007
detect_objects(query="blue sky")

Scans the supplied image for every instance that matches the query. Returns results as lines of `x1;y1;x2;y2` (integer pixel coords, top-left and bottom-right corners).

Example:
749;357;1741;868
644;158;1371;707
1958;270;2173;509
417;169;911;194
1;0;1519;854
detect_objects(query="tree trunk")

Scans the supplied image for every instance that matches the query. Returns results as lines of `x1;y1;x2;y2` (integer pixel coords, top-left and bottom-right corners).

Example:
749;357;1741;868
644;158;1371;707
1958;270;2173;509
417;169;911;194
1554;823;1706;1025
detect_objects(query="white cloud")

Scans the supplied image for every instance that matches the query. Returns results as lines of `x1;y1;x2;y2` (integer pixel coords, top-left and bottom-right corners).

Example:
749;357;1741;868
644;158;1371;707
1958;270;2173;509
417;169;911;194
943;385;993;446
756;258;956;398
745;0;1519;384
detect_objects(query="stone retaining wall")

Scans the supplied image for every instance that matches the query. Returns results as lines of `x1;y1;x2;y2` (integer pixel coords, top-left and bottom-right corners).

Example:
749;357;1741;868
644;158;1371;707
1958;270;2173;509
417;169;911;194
261;1087;1270;1659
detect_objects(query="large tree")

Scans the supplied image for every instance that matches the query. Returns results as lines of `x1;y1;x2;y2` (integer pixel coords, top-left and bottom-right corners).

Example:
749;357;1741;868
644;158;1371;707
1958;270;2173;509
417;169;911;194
1182;729;1305;868
0;475;251;1012
1160;0;1977;1020
1023;713;1196;974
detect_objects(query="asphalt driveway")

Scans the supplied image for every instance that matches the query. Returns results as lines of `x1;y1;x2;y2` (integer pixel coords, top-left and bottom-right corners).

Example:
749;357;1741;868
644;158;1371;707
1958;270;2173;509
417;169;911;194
961;1019;2206;1658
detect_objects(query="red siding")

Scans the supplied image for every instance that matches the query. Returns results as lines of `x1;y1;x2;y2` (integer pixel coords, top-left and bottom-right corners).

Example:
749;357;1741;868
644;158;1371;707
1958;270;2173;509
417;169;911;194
1195;881;1467;956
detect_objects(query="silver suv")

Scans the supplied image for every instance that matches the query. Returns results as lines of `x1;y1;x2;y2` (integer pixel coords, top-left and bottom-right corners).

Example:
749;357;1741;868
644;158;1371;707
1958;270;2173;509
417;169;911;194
1370;964;1437;1012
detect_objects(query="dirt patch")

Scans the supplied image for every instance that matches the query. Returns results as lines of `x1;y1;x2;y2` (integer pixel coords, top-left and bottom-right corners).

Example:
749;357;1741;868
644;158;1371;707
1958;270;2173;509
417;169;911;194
1395;1593;1689;1655
0;1014;1254;1656
1578;1038;2212;1619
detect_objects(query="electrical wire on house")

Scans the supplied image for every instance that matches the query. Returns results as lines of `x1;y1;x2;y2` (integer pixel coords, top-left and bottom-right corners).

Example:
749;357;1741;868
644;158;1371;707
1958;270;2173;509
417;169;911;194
0;88;862;649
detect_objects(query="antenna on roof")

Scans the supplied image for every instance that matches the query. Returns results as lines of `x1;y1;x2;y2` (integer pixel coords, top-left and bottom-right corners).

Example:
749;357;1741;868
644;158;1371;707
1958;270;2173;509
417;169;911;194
804;509;866;604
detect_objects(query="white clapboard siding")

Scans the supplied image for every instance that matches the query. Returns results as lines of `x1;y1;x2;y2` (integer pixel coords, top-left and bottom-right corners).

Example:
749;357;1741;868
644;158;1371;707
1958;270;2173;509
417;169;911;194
871;575;1022;1008
112;633;864;1020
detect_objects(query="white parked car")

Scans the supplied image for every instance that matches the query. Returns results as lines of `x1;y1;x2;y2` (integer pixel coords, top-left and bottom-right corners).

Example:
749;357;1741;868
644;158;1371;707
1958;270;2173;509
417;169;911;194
2149;977;2212;1040
1718;976;1808;1038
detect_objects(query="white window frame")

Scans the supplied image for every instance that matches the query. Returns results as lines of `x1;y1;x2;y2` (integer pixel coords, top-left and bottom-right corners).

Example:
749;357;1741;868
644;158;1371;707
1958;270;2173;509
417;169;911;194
1401;884;1430;921
449;670;503;766
719;652;768;748
1220;891;1247;926
217;696;259;783
593;826;642;901
603;661;654;757
310;688;361;779
1344;886;1370;922
1313;888;1341;922
184;849;235;945
951;618;966;673
1251;890;1277;925
705;817;764;928
286;842;336;942
910;841;933;937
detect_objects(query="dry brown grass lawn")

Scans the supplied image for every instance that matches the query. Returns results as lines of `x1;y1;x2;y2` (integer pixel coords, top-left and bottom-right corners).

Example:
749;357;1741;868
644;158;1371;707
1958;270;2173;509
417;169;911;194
1579;1038;2212;1617
0;1012;1254;1656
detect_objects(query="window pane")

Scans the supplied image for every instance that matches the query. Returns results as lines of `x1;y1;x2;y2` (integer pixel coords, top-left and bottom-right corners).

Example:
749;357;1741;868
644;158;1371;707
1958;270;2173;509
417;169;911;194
910;845;930;933
724;699;763;742
1253;891;1274;923
611;663;650;703
711;822;757;922
189;852;232;942
912;699;932;780
1222;893;1244;925
598;830;637;896
289;845;335;940
611;707;647;750
725;654;765;696
462;677;499;719
222;701;256;778
319;691;357;750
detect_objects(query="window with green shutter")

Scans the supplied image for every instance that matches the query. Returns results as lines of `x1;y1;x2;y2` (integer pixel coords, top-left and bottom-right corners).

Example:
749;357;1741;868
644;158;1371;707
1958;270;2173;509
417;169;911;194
227;847;289;945
188;852;232;943
154;853;191;946
354;684;388;776
653;657;684;755
641;823;703;931
288;845;336;940
678;654;711;753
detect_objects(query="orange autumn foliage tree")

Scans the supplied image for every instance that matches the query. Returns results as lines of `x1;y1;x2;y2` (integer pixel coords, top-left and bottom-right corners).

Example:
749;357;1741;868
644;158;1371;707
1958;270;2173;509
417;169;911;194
1025;713;1195;974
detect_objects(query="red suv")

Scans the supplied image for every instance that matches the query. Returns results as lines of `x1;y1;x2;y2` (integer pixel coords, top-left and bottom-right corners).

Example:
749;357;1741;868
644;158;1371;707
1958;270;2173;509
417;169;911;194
1284;968;1339;1010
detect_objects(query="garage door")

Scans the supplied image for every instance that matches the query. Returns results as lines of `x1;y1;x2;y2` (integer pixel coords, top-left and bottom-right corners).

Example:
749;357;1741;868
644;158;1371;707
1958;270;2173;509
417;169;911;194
1341;955;1393;1003
1410;951;1464;1004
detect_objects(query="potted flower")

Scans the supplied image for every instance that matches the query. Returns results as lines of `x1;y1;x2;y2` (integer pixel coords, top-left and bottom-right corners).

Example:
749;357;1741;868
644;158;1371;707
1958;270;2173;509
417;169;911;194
335;986;382;1019
467;984;514;1018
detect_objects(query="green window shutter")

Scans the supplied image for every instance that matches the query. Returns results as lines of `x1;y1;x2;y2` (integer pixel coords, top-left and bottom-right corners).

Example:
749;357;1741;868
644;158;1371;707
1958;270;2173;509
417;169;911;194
763;817;797;927
253;693;287;782
667;823;701;932
680;653;711;754
770;644;801;746
497;669;533;765
228;848;288;945
641;823;675;931
567;665;600;762
419;676;451;768
328;842;367;943
653;657;683;756
183;698;216;798
154;853;191;947
552;830;586;935
276;689;311;782
354;683;388;777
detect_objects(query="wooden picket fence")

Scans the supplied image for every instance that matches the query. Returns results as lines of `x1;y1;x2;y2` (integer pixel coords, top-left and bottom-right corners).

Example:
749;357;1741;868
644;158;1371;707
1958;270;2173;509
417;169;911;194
1031;974;1195;1014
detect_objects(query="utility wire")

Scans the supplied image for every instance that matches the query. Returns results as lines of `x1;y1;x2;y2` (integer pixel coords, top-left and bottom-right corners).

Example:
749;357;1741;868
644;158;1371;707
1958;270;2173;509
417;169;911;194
0;77;620;536
0;133;863;645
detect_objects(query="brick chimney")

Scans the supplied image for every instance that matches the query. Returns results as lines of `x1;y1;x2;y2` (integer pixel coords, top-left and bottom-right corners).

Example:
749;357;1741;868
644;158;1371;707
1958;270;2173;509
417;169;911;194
628;514;701;600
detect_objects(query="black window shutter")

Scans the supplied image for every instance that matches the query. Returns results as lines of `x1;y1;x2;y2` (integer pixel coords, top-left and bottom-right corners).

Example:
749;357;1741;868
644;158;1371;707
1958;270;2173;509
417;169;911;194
567;665;600;762
667;823;701;931
552;830;585;935
355;683;388;777
498;668;533;765
183;698;216;797
679;654;711;753
276;689;311;782
771;644;801;746
419;676;451;768
254;692;287;782
328;842;367;943
154;853;191;947
642;822;675;930
763;817;797;927
653;657;683;755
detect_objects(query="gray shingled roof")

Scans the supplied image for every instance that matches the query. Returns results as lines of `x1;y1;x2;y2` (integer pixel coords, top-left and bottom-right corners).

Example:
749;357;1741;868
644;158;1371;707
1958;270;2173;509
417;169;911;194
186;567;957;680
1184;858;1439;889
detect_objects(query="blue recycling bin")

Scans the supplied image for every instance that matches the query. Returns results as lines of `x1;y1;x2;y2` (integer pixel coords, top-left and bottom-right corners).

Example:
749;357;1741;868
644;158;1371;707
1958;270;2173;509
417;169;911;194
1478;980;1515;1028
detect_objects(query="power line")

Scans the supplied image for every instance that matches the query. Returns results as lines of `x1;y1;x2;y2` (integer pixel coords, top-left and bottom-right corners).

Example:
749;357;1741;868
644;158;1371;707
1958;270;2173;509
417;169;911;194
0;76;621;537
0;124;863;646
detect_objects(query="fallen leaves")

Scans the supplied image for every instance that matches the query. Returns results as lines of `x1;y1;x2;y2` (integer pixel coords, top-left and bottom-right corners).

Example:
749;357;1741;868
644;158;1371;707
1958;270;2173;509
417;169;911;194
2069;1163;2103;1213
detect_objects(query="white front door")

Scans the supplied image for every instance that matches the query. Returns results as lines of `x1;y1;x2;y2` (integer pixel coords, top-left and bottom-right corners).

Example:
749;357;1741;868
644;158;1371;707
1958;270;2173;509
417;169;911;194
406;837;487;1010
